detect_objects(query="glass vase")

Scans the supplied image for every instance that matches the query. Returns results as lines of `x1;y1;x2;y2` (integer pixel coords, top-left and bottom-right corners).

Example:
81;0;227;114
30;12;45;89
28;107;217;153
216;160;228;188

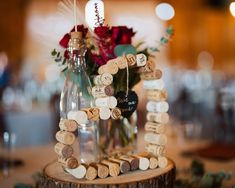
98;111;138;156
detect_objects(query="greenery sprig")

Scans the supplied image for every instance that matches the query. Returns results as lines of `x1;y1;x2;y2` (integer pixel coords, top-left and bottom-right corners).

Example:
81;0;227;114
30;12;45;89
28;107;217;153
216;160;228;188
175;159;234;188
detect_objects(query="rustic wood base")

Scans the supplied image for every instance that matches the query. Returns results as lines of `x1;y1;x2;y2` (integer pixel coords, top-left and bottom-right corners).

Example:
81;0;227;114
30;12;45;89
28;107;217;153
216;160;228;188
41;158;175;188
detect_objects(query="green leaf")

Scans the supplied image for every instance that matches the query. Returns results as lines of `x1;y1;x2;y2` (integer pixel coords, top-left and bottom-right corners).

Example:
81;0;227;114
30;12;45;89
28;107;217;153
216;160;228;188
51;49;57;56
55;57;62;62
62;58;67;65
166;25;174;35
114;44;137;56
160;37;168;44
62;67;68;74
200;174;213;188
149;47;160;52
57;52;61;58
191;159;205;177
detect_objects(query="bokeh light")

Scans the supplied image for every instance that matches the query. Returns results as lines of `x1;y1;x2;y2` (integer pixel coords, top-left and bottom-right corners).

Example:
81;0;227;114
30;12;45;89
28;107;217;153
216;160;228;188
230;2;235;17
155;3;175;21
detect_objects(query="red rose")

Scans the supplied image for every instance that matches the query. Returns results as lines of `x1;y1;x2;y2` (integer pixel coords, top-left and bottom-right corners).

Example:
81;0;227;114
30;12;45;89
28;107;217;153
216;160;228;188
94;26;111;38
111;26;135;45
59;25;88;48
92;25;115;65
91;54;106;66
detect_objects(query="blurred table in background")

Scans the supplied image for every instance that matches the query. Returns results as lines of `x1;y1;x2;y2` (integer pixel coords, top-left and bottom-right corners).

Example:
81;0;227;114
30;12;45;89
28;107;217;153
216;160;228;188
4;108;55;148
0;125;235;187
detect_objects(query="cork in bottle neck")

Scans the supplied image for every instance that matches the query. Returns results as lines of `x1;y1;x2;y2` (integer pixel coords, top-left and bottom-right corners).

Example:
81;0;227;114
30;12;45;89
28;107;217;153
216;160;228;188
68;31;86;52
70;31;83;40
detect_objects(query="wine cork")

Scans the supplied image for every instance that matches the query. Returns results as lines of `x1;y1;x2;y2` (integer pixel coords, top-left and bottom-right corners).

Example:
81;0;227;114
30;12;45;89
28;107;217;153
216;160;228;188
140;69;162;80
119;155;139;171
54;142;73;158
145;122;166;134
146;112;169;124
101;160;120;177
126;54;136;66
110;107;122;120
132;155;150;170
67;110;88;124
138;60;155;73
98;65;106;75
56;131;76;145
107;58;117;66
59;119;78;132
92;85;114;98
90;163;109;179
146;144;166;156
83;164;98;180
146;101;169;113
158;156;168;168
109;158;130;174
65;164;87;179
58;156;78;169
144;133;167;146
136;53;147;67
95;96;117;108
106;61;119;75
99;107;111;120
116;56;127;69
82;108;100;121
146;89;168;101
70;31;82;39
93;73;113;86
143;79;164;90
137;152;158;169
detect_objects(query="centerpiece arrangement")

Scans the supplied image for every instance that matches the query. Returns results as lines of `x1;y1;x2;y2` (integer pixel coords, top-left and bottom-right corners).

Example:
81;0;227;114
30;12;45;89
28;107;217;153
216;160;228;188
47;0;175;186
51;5;173;155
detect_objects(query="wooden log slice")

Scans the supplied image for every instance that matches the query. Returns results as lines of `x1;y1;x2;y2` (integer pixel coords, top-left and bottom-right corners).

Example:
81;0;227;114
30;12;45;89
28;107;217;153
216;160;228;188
42;159;175;188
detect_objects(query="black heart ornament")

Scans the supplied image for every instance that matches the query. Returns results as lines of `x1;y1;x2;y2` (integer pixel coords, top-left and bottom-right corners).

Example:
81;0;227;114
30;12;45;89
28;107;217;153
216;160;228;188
115;90;138;118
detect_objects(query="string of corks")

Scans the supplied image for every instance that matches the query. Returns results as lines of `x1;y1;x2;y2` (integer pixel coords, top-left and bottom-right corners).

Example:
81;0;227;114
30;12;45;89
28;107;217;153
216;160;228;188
55;119;79;169
139;59;169;169
59;151;167;180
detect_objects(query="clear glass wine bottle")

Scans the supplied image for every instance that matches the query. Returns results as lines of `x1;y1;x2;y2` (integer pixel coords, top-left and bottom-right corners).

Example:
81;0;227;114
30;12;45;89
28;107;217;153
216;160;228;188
60;31;99;163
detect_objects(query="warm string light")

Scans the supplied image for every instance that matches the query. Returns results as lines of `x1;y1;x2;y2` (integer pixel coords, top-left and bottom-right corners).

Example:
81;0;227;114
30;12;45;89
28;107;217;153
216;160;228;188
230;2;235;17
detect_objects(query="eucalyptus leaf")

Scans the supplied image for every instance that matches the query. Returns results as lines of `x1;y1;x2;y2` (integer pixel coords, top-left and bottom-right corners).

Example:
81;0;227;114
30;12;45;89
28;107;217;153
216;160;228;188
200;174;213;188
160;37;168;44
114;44;137;56
55;57;62;62
166;25;174;35
51;49;57;56
62;67;68;74
149;47;160;52
62;58;67;65
56;52;61;58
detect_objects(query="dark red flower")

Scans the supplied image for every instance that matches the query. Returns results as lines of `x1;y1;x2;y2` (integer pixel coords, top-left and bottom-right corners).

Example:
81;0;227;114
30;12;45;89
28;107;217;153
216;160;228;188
111;26;135;45
91;54;106;66
94;26;111;38
64;50;69;59
59;25;88;48
59;34;70;48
